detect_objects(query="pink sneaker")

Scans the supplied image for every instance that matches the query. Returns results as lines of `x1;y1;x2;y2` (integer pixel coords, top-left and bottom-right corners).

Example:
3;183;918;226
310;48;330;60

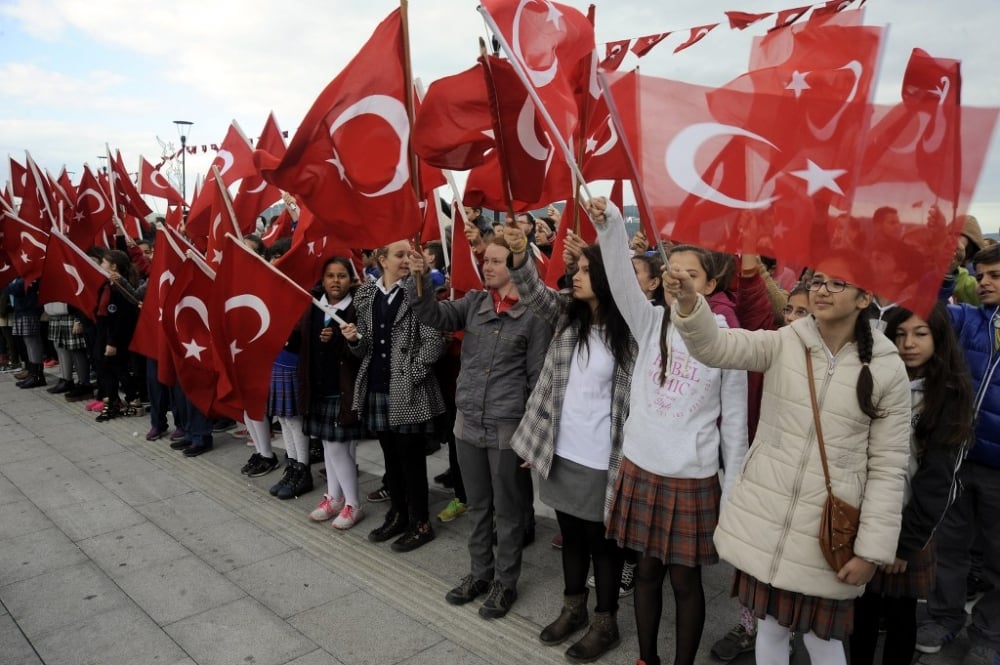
309;494;345;522
332;504;365;530
86;400;105;412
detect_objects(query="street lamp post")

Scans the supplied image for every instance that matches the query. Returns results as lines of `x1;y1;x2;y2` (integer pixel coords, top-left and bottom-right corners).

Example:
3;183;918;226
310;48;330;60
96;155;108;174
173;120;194;206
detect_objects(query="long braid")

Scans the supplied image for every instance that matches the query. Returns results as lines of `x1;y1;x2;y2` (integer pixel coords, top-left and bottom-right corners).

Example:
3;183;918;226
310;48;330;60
854;315;882;419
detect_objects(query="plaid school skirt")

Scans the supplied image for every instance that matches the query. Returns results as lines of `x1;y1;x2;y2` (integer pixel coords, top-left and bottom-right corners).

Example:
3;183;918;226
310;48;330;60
303;394;365;443
866;543;936;600
47;315;87;350
364;391;434;435
267;362;300;418
12;312;41;337
734;569;855;641
606;456;721;567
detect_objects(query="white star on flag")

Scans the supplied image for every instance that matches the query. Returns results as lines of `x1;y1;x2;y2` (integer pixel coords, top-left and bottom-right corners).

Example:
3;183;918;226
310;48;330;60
789;160;846;196
182;338;208;361
785;70;811;99
585;136;598;153
545;3;564;30
20;251;30;263
230;340;242;359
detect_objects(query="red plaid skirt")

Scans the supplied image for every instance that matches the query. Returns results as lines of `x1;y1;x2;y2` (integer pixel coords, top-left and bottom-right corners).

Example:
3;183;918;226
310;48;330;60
734;569;855;641
606;456;720;566
866;543;935;599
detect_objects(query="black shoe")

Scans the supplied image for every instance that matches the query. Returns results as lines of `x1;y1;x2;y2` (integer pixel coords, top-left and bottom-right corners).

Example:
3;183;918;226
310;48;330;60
433;469;455;489
241;453;262;475
478;581;517;619
391;521;435;552
183;441;213;457
247;454;279;478
46;379;73;394
64;384;94;402
445;575;491;605
277;462;313;500
17;375;46;389
169;439;192;450
95;402;122;422
368;511;409;543
269;462;296;496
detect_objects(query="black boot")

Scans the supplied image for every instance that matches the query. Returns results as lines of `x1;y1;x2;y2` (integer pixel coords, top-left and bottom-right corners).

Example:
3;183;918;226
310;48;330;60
277;462;313;500
540;591;589;645
47;378;73;394
269;461;297;497
17;363;46;389
565;610;620;663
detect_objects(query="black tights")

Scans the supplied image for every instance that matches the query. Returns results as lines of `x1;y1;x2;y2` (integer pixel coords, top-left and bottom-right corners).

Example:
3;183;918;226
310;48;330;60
850;590;917;665
634;556;705;665
555;511;624;613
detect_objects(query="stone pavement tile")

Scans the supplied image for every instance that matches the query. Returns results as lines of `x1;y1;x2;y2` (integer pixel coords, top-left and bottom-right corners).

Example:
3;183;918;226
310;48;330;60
102;468;194;507
136;490;238;538
77;451;162;482
0;611;44;665
30;604;192;665
16;410;83;430
0;561;132;638
0;423;38;444
282;649;348;665
396;640;492;665
226;548;359;619
114;554;247;626
0;500;53;541
46;495;147;541
1;436;58;465
78;521;190;580
0;527;87;586
4;454;118;510
175;516;293;573
38;425;127;462
289;590;443;665
166;596;316;665
0;473;27;505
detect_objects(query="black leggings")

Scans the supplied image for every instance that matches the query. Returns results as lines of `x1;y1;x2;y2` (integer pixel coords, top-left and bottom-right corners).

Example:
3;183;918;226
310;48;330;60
850;590;917;665
378;431;430;524
556;511;624;613
634;556;705;665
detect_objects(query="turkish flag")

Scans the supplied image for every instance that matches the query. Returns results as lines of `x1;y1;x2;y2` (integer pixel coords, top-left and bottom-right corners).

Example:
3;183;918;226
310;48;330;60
16;155;53;230
210;235;313;420
479;0;595;145
772;6;811;30
38;229;109;319
131;227;180;359
600;40;630;72
163;204;184;232
412;64;494;172
261;207;294;247
69;166;115;249
630;32;670;57
0;249;16;291
109;150;153;219
204;176;242;266
256;10;422;249
674;24;718;54
231;112;286;234
9;157;27;199
273;208;353;291
543;197;597;289
726;11;773;30
159;252;240;419
2;215;49;283
185;121;256;239
581;69;637;181
49;168;77;232
138;156;184;205
449;203;484;296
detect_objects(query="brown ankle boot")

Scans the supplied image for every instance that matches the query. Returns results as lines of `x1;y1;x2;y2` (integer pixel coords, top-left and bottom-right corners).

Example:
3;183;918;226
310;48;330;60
539;591;588;645
565;610;621;663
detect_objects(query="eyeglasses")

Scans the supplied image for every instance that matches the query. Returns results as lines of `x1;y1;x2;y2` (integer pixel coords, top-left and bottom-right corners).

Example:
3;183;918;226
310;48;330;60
806;277;852;293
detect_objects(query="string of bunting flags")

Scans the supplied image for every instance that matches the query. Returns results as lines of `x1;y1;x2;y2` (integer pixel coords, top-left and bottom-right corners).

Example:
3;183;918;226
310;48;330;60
150;131;291;171
599;0;865;70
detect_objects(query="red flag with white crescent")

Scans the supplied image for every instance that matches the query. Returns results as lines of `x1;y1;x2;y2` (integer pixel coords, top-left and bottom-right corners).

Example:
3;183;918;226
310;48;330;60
2;215;49;283
38;229;109;320
138;156;184;205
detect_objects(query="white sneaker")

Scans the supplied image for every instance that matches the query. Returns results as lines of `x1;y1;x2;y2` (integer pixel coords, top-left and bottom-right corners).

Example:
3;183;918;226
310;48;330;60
332;504;365;530
309;494;345;522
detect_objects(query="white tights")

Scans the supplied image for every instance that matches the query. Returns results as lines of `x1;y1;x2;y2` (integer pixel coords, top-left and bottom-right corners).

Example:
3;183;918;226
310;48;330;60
277;415;309;463
323;440;359;507
243;413;273;458
755;615;846;665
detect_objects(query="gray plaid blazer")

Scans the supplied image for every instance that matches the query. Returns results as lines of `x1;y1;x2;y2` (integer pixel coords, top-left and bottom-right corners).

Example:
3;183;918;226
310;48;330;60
508;256;635;522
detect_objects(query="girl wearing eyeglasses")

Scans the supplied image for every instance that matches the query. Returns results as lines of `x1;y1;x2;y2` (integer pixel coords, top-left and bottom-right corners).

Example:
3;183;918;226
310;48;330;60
667;247;911;665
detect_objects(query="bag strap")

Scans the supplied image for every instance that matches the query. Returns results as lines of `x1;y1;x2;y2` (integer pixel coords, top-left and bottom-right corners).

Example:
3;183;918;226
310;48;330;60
805;350;835;497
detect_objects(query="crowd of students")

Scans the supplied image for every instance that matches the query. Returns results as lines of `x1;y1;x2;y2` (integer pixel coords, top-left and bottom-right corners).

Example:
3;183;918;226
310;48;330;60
2;199;998;665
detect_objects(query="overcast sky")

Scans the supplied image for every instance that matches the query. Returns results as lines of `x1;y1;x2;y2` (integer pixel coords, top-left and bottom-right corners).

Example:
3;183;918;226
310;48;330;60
1;0;998;228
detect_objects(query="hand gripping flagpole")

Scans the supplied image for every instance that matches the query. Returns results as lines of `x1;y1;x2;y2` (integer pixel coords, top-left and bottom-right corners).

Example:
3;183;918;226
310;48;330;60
477;6;596;216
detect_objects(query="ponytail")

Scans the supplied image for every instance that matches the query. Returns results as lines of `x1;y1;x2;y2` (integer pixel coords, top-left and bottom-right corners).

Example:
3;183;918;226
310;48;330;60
854;315;882;419
658;308;671;386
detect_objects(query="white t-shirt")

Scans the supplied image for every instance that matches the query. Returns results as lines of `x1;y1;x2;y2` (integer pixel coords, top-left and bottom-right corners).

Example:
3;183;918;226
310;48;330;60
554;328;615;470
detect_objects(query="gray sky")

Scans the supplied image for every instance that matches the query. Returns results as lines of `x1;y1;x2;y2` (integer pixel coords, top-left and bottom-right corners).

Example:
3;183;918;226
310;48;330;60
1;0;998;228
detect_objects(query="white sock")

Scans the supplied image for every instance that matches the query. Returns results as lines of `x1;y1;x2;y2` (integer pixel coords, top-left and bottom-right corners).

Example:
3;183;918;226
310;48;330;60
324;440;359;507
243;413;273;458
277;416;309;463
755;615;791;665
801;630;847;665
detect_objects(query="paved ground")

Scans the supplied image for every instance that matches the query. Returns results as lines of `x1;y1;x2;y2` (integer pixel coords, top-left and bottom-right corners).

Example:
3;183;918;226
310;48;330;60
0;371;972;665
